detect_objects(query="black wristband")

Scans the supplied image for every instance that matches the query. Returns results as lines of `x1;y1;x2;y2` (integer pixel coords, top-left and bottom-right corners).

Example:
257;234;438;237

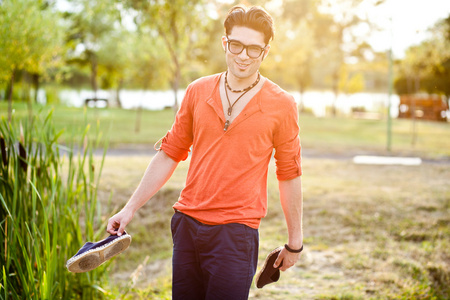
284;244;303;253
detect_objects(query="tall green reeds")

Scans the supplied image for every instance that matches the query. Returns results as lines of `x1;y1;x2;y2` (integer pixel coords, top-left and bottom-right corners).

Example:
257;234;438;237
0;109;113;299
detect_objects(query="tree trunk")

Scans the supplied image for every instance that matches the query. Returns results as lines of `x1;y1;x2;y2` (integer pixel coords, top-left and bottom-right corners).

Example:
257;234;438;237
116;78;123;108
90;52;98;99
32;73;40;103
156;21;181;116
331;69;339;117
298;84;305;113
172;79;179;114
172;61;181;114
411;75;421;146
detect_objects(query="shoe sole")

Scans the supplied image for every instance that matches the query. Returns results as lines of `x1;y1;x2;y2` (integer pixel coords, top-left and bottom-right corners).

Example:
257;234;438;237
255;246;283;288
66;234;132;273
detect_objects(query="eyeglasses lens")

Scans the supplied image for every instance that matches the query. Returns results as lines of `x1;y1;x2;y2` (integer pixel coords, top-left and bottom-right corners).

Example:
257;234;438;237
228;41;263;58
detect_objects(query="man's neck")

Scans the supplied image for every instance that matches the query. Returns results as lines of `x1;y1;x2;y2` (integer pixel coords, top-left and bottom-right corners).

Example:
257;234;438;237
226;71;259;91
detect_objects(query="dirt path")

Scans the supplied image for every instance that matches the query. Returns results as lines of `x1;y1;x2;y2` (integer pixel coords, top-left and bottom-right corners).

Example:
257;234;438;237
97;144;450;165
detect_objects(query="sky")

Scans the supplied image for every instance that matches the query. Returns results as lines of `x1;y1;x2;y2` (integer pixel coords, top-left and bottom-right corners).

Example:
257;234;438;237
360;0;450;58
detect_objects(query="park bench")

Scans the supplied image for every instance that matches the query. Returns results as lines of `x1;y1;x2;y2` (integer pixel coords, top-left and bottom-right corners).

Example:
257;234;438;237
84;98;108;108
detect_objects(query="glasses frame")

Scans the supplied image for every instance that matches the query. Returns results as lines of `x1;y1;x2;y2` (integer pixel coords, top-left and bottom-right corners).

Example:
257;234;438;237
226;37;268;59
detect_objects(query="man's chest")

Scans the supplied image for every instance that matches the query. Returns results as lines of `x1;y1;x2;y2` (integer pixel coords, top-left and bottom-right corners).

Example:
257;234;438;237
190;91;280;153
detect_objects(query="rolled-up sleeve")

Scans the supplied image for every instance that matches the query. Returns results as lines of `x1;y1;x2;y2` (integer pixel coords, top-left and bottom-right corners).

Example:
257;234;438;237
273;99;302;180
156;85;194;162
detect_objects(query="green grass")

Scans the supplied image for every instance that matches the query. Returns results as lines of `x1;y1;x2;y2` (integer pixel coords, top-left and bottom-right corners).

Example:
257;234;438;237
96;155;449;299
298;114;450;158
1;101;449;299
1;102;175;147
1;102;449;158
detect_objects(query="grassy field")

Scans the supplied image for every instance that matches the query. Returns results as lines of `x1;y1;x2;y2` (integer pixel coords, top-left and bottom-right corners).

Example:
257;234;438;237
1;102;450;158
2;102;449;299
99;155;449;299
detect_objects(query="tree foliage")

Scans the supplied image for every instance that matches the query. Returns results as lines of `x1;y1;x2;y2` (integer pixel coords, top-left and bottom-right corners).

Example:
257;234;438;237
278;0;317;94
2;0;450;113
395;15;450;100
123;0;212;109
265;0;380;114
0;0;65;119
0;0;64;80
66;0;121;98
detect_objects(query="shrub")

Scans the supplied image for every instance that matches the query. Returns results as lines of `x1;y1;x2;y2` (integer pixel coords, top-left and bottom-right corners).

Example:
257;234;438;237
0;109;113;299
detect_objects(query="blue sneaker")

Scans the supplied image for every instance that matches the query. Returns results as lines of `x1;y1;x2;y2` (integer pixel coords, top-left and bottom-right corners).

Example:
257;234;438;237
66;232;131;273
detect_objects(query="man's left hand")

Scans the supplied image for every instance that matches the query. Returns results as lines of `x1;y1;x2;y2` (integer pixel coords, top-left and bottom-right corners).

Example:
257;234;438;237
273;247;301;271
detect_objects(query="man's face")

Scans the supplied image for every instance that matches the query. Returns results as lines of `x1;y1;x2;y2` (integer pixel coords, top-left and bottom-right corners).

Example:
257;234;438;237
222;26;270;81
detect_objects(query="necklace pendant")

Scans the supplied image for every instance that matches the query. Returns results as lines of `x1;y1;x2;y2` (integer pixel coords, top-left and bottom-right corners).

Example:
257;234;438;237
224;120;230;131
227;107;232;116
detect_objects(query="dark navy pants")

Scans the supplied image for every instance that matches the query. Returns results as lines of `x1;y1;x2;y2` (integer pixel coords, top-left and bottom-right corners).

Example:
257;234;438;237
171;211;259;300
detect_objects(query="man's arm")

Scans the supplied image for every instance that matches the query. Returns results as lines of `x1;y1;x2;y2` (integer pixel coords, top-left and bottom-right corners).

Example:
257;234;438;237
106;150;179;236
273;176;303;271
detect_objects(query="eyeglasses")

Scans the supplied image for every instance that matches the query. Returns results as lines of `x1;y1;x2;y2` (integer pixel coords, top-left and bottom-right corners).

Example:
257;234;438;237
226;38;267;59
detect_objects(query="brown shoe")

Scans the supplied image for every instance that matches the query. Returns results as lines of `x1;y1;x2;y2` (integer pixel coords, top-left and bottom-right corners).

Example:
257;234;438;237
255;246;283;288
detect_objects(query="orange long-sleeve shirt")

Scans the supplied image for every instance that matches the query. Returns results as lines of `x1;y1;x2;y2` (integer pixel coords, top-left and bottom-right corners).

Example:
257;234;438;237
159;73;301;229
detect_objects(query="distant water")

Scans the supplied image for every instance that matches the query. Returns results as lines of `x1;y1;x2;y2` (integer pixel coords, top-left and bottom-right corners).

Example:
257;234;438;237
291;91;400;118
55;89;400;118
58;89;186;111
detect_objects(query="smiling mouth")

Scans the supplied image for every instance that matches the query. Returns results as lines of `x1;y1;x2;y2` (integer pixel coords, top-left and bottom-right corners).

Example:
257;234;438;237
236;61;250;69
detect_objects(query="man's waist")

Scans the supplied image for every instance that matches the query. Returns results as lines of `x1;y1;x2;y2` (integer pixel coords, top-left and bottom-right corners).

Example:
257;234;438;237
173;204;263;229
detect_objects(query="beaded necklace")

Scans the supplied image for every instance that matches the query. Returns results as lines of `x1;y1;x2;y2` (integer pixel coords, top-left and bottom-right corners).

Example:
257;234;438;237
223;71;260;131
225;70;260;93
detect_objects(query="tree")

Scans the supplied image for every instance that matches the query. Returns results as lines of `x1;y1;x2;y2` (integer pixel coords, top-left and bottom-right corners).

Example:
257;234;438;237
272;18;315;111
66;0;120;100
0;0;64;121
395;15;450;102
424;16;450;102
274;0;317;112
96;27;135;108
314;0;376;116
126;30;171;132
124;0;212;111
393;17;450;145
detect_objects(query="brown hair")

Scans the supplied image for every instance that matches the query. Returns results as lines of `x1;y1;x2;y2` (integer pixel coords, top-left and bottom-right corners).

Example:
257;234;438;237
224;5;274;44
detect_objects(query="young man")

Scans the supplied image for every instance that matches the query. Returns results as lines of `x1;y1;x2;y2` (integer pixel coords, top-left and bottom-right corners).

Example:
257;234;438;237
107;5;303;299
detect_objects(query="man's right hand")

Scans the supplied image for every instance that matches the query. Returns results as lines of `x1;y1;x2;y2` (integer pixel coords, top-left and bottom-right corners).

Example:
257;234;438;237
106;208;134;236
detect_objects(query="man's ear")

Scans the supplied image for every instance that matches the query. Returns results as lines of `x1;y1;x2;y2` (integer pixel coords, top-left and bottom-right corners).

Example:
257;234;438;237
261;44;271;61
222;36;227;52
